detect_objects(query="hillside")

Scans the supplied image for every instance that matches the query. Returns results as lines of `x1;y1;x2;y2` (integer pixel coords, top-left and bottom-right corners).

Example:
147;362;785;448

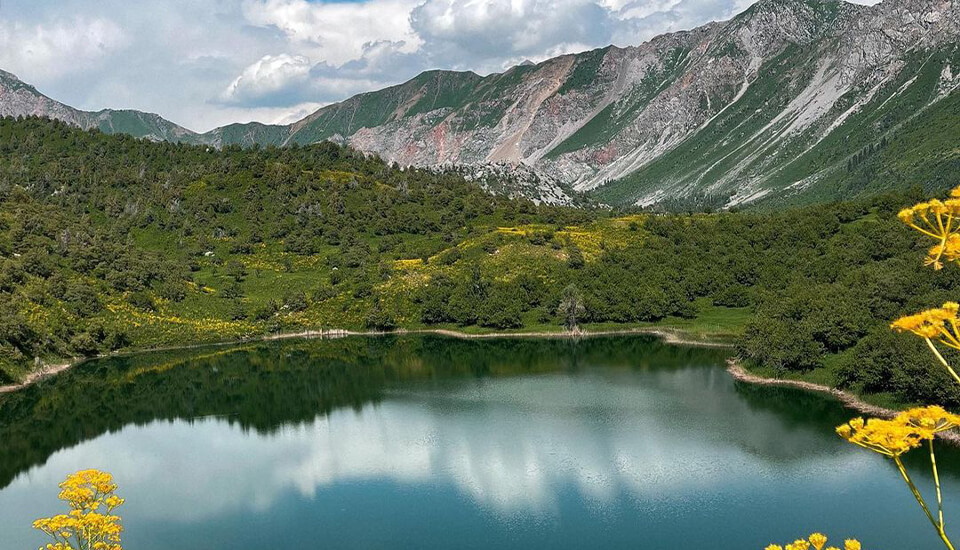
198;0;960;207
2;117;959;409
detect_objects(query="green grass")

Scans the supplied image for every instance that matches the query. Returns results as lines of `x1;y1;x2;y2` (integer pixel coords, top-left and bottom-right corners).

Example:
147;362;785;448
638;301;752;341
399;300;750;343
556;47;610;96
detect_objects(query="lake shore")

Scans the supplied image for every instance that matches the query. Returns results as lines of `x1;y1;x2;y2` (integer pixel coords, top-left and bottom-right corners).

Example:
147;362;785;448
0;325;732;395
726;358;960;444
7;326;959;445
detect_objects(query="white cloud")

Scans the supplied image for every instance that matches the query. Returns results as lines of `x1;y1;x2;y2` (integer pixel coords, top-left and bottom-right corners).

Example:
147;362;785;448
220;53;312;105
241;0;422;66
0;17;126;81
271;101;327;124
410;0;617;68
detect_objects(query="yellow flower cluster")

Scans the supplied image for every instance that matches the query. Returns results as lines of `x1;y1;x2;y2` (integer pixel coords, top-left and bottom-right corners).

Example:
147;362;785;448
836;406;960;457
898;189;960;269
33;470;124;550
899;405;960;434
891;302;960;343
764;533;861;550
106;302;257;341
891;303;960;386
836;417;926;457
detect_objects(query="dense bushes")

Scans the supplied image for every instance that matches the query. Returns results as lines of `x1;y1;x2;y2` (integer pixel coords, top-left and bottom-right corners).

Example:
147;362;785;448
0;117;595;379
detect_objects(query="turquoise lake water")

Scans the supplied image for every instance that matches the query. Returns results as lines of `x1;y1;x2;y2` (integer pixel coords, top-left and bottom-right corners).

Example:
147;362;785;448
0;335;956;549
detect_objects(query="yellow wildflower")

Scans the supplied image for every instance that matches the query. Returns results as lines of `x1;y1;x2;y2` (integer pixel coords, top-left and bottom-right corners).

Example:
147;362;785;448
836;416;928;457
34;470;124;550
891;302;960;345
896;405;960;434
808;533;828;550
766;535;860;550
898;195;960;269
942;233;960;264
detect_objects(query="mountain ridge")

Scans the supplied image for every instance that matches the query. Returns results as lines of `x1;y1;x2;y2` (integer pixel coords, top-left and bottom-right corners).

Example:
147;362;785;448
0;69;197;143
1;0;957;208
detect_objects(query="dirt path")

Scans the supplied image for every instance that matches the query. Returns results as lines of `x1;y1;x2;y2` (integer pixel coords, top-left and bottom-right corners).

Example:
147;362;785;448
0;361;76;395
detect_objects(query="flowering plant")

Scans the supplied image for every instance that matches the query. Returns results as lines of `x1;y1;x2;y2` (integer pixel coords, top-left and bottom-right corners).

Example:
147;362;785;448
33;469;125;550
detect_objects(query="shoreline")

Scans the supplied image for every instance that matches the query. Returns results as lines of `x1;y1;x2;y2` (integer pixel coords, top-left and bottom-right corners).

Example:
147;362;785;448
0;326;732;395
726;358;960;444
6;327;958;444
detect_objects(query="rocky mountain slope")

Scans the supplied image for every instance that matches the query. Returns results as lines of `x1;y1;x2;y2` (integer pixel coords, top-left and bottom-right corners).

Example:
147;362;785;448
0;70;196;143
2;0;958;208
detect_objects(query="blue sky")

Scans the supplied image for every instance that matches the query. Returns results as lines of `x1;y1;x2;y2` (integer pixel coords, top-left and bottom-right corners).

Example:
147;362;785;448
0;0;878;132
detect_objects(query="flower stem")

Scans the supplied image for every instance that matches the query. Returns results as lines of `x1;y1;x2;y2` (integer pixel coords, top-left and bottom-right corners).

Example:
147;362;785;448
931;439;945;530
896;456;955;550
926;338;960;386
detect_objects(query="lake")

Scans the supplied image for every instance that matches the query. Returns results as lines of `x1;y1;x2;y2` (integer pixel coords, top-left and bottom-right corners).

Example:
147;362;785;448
0;335;956;549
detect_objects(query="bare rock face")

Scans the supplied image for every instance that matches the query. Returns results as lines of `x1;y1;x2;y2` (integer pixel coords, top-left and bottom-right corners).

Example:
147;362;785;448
435;162;587;207
2;0;958;208
0;70;89;126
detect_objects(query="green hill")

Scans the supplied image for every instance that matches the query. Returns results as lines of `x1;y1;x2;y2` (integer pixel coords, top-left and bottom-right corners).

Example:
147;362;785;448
2;117;959;409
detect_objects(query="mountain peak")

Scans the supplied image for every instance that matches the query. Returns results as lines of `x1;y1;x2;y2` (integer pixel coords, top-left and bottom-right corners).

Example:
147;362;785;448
0;69;38;94
0;68;196;142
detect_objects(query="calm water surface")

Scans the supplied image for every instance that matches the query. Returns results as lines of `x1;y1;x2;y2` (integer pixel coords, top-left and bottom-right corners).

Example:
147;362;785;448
0;335;957;549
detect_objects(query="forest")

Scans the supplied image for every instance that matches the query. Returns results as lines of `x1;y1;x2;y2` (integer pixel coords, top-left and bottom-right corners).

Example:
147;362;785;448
1;116;957;407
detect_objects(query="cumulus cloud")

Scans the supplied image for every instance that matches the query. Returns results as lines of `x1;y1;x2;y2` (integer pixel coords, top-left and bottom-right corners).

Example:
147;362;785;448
0;17;127;80
220;53;312;106
241;0;422;66
410;0;617;68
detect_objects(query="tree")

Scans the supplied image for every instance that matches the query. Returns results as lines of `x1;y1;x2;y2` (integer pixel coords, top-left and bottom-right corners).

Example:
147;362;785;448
558;284;585;332
225;259;248;282
566;244;585;269
364;301;397;331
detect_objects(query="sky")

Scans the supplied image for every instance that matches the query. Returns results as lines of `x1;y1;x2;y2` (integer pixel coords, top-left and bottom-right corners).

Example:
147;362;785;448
0;0;880;133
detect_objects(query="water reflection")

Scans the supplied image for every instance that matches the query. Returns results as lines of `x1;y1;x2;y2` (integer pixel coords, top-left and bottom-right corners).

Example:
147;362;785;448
0;335;957;549
0;335;726;489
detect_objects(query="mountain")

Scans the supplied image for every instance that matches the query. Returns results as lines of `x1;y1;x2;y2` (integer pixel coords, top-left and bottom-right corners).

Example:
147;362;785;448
0;70;196;143
2;0;958;208
203;0;960;208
